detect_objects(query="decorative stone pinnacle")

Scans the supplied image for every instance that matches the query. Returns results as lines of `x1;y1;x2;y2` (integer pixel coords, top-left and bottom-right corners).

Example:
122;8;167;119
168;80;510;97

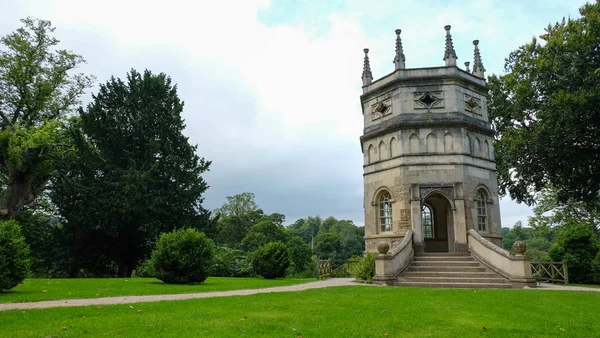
362;48;373;86
472;40;486;78
464;61;471;72
393;29;405;70
443;25;458;67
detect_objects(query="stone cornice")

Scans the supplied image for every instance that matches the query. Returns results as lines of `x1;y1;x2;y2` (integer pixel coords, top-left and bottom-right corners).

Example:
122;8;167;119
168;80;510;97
360;66;487;104
360;112;494;144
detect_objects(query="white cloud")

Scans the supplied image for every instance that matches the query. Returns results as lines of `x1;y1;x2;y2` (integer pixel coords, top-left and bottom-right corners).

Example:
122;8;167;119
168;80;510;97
0;0;584;226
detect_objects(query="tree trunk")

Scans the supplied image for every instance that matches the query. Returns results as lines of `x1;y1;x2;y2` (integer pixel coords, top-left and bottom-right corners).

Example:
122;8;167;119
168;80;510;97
118;263;133;278
0;173;44;220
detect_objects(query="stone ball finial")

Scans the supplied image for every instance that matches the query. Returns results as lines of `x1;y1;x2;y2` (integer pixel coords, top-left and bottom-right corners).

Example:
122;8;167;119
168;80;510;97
473;39;480;46
512;241;527;256
364;48;369;54
444;25;451;31
377;241;390;254
395;29;401;34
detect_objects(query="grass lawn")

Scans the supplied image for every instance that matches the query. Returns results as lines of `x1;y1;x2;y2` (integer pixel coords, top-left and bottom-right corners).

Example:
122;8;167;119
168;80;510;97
0;277;311;303
1;286;599;337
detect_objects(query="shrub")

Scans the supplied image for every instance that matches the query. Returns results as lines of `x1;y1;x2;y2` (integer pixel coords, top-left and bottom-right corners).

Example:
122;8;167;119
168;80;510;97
211;247;253;277
0;220;31;291
351;253;376;283
151;228;214;284
133;259;155;278
251;242;290;279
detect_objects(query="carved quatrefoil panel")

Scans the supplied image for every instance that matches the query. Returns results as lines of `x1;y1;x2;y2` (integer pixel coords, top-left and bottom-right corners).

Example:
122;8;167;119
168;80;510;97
464;93;482;115
371;98;392;120
414;91;444;109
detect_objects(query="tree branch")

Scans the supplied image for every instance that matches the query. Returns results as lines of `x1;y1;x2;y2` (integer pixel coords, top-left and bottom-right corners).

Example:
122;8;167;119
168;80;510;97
0;108;16;132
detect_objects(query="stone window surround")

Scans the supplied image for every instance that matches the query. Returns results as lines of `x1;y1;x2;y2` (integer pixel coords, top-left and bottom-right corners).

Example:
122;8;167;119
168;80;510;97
474;185;493;233
371;187;396;234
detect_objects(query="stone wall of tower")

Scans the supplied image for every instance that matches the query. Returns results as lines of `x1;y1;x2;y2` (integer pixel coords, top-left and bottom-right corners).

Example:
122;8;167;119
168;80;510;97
360;46;502;253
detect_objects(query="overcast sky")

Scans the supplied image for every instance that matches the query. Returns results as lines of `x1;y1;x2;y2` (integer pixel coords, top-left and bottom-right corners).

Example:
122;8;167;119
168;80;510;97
1;0;586;227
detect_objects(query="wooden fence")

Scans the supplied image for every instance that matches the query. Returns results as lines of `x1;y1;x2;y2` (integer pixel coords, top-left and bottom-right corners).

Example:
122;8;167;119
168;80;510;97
531;262;569;284
318;259;360;279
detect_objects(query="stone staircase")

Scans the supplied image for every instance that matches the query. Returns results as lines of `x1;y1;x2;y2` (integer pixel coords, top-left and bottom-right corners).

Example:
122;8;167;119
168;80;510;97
395;252;512;289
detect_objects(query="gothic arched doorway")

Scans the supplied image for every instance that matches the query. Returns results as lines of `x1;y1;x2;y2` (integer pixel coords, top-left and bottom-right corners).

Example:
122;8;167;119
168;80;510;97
422;192;454;252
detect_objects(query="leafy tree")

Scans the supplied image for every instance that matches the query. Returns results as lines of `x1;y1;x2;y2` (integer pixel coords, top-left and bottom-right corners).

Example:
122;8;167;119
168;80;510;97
241;219;290;252
214;193;265;248
286;236;313;275
549;224;599;283
487;2;600;207
215;209;264;248
0;18;93;219
288;216;321;249
315;232;341;259
215;192;259;218
52;69;212;277
17;208;71;277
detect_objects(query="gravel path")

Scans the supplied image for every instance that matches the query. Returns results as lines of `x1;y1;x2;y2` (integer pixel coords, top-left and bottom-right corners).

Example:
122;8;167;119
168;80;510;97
0;278;371;311
534;282;600;292
2;279;598;312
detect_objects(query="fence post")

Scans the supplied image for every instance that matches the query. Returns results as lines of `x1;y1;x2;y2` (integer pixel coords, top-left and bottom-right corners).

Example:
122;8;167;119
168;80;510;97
563;262;569;284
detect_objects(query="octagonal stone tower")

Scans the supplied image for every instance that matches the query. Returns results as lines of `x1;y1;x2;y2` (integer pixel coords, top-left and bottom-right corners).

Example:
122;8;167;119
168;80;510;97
361;26;503;254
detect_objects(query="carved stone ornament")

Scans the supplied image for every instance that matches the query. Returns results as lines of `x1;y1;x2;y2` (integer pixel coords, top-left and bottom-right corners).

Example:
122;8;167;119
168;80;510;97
512;241;527;256
371;98;392;120
414;91;444;109
377;241;390;254
399;209;411;229
464;93;482;115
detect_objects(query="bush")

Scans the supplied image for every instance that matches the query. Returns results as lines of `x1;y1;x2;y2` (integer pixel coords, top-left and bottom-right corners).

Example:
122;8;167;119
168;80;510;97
133;259;155;278
0;220;31;291
211;247;253;277
351;253;376;283
251;242;290;279
151;228;214;284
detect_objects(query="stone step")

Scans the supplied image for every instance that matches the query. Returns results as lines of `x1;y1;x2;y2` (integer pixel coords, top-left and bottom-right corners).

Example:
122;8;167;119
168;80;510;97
398;277;509;284
413;256;474;262
406;266;488;272
411;261;481;267
402;271;498;278
416;252;470;256
394;281;512;289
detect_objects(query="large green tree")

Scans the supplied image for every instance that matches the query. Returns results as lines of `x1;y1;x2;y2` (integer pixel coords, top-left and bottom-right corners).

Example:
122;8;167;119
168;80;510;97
0;18;93;219
214;192;265;248
487;2;600;207
52;69;212;277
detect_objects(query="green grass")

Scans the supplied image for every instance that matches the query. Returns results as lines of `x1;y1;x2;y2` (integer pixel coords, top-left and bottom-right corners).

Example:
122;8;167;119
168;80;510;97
0;277;311;303
1;286;599;337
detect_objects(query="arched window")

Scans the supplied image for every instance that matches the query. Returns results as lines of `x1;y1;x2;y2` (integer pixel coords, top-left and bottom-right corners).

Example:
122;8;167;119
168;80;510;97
379;141;387;160
378;191;393;232
426;133;437;153
409;134;419;153
444;132;453;152
422;205;434;239
475;190;487;231
368;144;376;163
